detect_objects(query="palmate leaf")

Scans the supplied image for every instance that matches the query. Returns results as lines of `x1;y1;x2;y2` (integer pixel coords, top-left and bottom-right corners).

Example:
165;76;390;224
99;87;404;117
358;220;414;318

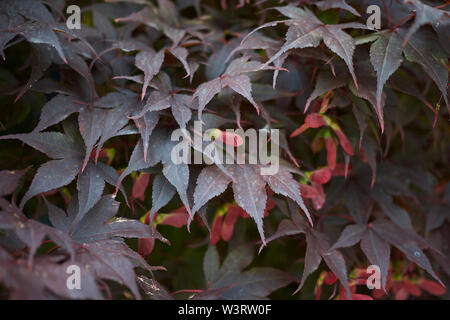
330;224;367;251
135;49;165;100
79;96;138;169
192;57;264;120
295;230;351;298
371;219;441;285
115;132;166;193
261;166;312;226
192;165;233;214
114;1;185;45
94;106;133;161
149;174;176;223
369;30;403;131
360;228;390;291
0;203;74;268
116;128;193;217
46;194;168;299
7;21;67;64
0;131;84;208
364;27;449;125
399;28;449;111
130;90;192;128
14;44;52;102
76;239;162;299
228;164;268;243
0;246;102;299
127;73;193;128
78;107;106;171
190;163;312;244
201;245;293;299
49;195;166;244
114;0;199;76
329;215;441;291
305;70;348;112
401;0;449;50
33;94;83;132
244;6;367;90
162;161;192;218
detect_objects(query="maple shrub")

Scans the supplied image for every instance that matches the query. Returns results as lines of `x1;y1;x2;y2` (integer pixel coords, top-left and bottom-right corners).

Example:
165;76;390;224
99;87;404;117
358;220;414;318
0;0;449;300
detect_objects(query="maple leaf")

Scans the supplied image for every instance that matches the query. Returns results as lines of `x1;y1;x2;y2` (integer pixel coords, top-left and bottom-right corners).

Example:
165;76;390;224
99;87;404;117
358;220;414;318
135;49;165;100
304;70;347;113
148;174;177;224
401;0;449;48
33;94;83;132
363;27;449;126
369;30;403;127
46;193;168;298
371;219;442;285
0;246;102;299
75;161;127;227
6;21;67;63
360;228;390;291
228;164;268;243
192;166;233;214
295;230;352;299
202;245;294;299
0;130;84;208
399;28;449;111
78;107;106;171
192;56;265;120
116;128;193;218
261;166;312;226
0;202;74;269
243;6;367;90
129;73;193;128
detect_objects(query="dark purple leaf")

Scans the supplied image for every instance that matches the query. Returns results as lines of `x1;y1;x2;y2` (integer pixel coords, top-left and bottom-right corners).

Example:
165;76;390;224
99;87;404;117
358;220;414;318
205;244;293;299
34;95;82;132
163;162;191;217
360;228;390;291
133;111;159;161
372;219;441;284
330;224;366;250
369;31;403;123
21;158;82;208
400;28;449;111
135;50;165;100
78;107;106;171
149;174;176;222
229;164;267;243
261;166;312;226
75;162;106;226
192;166;232;214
